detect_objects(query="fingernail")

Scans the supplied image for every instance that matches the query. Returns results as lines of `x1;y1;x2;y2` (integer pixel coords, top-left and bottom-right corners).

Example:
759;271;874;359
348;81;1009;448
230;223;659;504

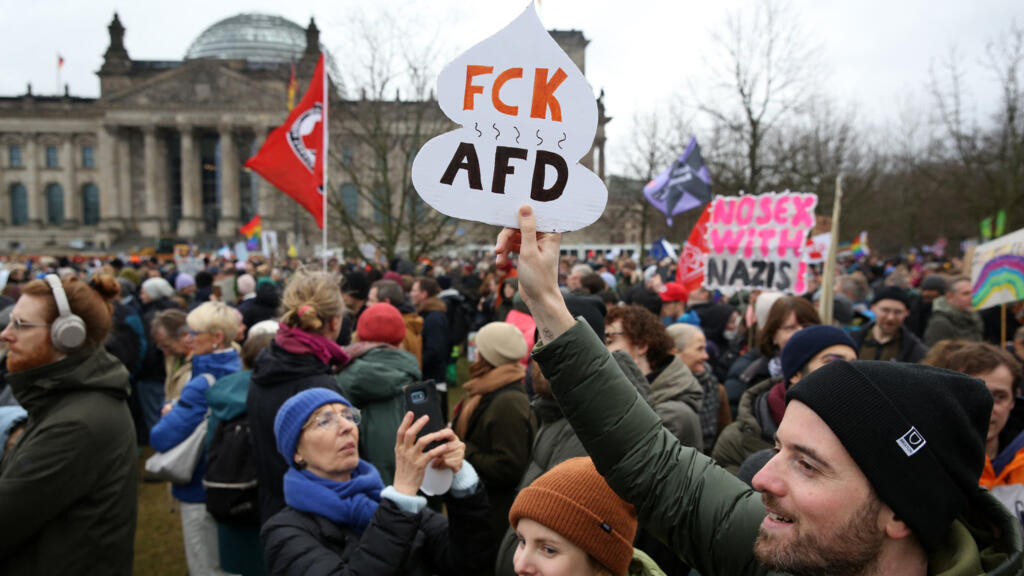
520;205;532;217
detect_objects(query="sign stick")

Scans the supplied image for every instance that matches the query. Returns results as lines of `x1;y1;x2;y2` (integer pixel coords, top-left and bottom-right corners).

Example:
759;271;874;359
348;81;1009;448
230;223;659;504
322;52;329;272
819;174;843;324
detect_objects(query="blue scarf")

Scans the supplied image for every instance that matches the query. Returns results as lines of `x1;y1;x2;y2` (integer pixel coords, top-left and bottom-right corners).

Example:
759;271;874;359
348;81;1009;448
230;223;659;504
283;460;384;532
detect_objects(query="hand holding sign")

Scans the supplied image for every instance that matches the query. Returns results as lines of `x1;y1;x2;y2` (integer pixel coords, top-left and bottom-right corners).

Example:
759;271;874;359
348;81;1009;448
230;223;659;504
412;3;607;232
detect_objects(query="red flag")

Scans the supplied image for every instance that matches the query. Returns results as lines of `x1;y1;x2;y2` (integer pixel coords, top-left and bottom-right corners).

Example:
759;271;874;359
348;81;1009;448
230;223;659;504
246;54;327;228
676;203;711;293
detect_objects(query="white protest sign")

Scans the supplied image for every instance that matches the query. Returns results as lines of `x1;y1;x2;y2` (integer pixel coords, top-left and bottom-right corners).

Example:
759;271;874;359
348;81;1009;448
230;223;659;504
411;3;607;232
234;242;250;263
704;191;818;295
804;233;831;264
262;230;279;258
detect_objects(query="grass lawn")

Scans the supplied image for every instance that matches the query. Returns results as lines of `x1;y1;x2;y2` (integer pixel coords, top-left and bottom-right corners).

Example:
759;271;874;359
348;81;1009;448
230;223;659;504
134;447;187;575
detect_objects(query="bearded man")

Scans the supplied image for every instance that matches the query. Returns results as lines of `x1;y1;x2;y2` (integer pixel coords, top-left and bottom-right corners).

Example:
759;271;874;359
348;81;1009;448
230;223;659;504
0;274;137;574
496;205;1023;576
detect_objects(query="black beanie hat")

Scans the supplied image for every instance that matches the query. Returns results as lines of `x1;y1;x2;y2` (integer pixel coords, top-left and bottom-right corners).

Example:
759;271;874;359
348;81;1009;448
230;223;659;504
786;361;991;552
780;325;858;385
871;286;910;309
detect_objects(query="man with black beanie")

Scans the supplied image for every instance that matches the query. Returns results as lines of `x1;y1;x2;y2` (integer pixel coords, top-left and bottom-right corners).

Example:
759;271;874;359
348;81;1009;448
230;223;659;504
496;206;1024;576
853;286;929;363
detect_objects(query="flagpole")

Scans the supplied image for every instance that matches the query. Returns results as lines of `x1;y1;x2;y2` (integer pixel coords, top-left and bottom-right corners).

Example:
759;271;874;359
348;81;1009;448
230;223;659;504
818;174;843;324
321;52;329;272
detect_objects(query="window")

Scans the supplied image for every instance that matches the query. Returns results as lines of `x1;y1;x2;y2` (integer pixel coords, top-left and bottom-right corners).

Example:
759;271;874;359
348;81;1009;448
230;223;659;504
9;184;27;225
45;146;58;168
339;183;359;217
81;184;100;225
8;145;22;168
342;147;354;167
45;183;64;225
81;146;95;168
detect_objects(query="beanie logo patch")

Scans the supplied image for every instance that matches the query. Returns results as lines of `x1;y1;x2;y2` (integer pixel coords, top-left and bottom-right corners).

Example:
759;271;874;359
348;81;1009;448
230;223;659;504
600;522;612;533
896;427;926;456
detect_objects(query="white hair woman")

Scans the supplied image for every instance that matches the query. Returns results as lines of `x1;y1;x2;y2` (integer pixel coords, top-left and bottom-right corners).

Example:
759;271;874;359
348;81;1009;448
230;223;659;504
150;301;241;575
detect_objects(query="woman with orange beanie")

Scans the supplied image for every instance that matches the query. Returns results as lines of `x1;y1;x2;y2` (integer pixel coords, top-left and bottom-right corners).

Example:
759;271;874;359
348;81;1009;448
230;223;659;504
509;457;665;576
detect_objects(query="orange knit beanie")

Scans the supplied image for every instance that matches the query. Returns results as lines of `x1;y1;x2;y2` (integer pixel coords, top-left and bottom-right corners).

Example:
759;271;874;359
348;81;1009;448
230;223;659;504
509;457;637;575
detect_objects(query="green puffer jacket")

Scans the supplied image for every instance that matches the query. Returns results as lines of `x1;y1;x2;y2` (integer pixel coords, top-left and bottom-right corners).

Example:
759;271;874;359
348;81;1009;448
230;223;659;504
337;346;421;485
711;377;778;474
535;320;1024;576
0;348;137;575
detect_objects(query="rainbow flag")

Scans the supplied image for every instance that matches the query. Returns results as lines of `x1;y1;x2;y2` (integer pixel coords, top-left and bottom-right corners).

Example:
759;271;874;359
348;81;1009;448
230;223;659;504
851;231;870;259
240;215;262;251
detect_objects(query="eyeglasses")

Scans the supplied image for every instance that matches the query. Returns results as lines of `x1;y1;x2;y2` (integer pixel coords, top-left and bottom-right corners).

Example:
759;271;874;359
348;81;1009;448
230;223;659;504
8;316;49;332
305;408;361;432
604;331;625;345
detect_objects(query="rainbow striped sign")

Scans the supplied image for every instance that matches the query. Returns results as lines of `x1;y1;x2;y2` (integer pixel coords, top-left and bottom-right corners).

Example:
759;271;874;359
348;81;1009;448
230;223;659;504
970;227;1024;310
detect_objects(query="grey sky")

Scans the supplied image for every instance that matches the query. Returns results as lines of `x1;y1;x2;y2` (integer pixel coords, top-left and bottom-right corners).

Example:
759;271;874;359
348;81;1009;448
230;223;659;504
1;0;1017;174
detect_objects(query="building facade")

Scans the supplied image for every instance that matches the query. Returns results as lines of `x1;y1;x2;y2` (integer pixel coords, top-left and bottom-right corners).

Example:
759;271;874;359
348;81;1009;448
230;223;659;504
0;13;609;254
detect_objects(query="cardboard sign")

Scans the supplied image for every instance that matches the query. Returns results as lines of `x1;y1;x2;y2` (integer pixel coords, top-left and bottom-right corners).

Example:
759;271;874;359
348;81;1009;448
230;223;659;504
704;191;818;295
970;227;1024;310
411;3;607;232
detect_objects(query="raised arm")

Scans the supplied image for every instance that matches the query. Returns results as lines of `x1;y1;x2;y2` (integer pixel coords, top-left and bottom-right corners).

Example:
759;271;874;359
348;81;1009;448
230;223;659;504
497;206;768;576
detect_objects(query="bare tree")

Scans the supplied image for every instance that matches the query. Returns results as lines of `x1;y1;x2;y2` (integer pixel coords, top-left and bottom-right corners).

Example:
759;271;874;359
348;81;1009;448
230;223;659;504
616;109;690;254
695;0;820;195
326;9;458;262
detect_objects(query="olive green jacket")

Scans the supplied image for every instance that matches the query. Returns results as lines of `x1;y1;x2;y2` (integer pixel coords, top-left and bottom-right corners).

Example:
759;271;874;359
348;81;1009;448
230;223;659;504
0;348;137;575
535;320;1024;576
336;346;421;486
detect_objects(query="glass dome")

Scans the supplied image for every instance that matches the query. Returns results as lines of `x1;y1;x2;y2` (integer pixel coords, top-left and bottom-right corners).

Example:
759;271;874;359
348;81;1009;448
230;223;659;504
186;13;320;65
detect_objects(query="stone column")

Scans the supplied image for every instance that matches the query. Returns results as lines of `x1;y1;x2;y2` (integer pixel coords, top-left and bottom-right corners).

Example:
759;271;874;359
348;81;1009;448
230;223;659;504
62;136;78;225
139;125;162;237
253;128;270;217
98;125;122;227
117;131;132;222
177;125;201;237
216;125;240;237
25;135;41;227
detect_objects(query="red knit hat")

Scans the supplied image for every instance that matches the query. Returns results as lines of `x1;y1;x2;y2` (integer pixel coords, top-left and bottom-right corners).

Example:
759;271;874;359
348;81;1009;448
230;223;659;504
509;457;637;575
356;303;406;346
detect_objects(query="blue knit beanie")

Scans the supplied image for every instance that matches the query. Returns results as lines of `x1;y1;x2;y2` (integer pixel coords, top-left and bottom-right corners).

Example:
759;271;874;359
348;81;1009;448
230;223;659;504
781;325;858;385
274;388;353;467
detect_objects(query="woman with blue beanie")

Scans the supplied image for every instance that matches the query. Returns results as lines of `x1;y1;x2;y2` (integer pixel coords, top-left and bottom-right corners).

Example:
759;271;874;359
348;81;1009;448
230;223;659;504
261;388;493;575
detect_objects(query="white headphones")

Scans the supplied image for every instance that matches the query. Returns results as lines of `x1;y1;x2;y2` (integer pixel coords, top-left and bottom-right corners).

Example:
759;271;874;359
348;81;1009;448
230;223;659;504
44;274;87;352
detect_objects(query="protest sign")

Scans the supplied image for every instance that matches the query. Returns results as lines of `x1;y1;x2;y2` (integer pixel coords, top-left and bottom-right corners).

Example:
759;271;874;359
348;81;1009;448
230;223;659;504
234;242;250;263
804;233;831;264
970;227;1024;310
704;191;818;295
262;230;279;258
411;3;607;232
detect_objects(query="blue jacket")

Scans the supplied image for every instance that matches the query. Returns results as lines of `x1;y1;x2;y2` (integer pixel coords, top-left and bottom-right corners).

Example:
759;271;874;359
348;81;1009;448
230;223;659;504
151;349;241;502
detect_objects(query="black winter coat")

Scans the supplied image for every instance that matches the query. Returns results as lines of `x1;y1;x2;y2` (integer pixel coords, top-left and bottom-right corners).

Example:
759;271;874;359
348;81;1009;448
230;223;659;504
242;283;281;335
247;342;342;523
137;297;182;382
261;485;492;576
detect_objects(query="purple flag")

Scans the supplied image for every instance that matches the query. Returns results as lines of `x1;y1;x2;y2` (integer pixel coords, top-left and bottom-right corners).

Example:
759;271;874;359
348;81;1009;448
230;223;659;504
643;137;712;226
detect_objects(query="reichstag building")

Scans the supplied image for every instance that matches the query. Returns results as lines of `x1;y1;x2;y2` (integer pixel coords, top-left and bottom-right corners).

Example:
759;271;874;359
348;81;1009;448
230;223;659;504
0;13;609;253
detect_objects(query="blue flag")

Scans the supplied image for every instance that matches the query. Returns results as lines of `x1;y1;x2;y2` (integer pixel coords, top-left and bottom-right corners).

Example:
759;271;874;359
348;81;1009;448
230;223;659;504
643;137;712;226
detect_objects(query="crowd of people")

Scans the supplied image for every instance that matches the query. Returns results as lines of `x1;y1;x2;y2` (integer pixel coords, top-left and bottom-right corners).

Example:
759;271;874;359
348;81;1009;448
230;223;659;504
1;225;1023;574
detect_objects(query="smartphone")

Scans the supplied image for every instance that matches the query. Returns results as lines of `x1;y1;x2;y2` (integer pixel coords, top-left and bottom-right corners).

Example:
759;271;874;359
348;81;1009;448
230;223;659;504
403;380;446;451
